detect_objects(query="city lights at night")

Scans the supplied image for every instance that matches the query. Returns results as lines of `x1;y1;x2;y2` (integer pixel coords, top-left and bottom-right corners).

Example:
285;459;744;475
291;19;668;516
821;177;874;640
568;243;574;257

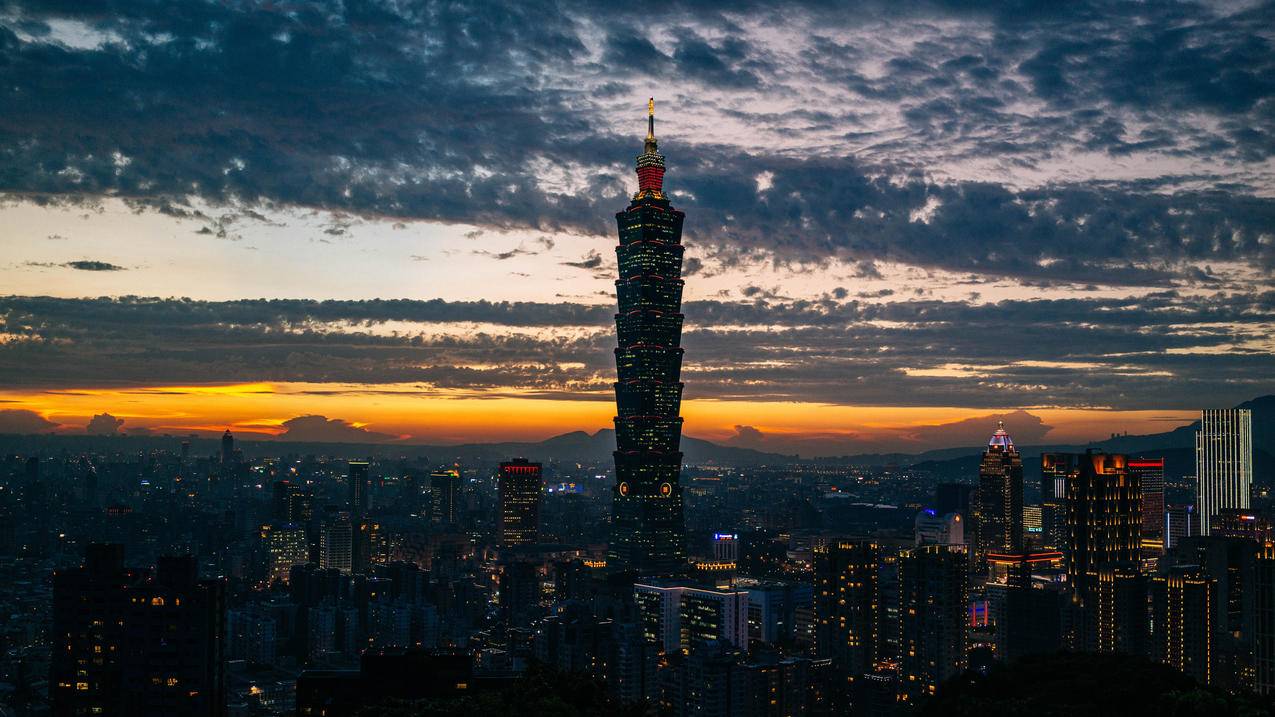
0;1;1273;715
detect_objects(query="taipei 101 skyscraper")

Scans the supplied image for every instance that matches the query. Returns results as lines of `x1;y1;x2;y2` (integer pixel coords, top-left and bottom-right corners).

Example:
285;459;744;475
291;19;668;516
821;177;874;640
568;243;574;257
607;99;688;575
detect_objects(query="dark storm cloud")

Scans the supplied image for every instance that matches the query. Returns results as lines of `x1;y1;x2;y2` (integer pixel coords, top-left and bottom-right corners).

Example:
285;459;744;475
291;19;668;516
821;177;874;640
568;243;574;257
0;0;1272;282
85;412;123;435
602;30;669;69
672;36;762;89
0;408;59;433
1;294;1270;410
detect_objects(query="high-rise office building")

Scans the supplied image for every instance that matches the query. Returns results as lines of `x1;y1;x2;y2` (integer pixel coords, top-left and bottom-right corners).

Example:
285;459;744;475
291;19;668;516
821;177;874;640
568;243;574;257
50;544;135;716
1165;503;1198;549
1094;562;1147;655
977;422;1024;565
51;547;226;717
634;582;749;653
898;544;968;705
1130;458;1165;544
1040;454;1074;550
1151;565;1215;686
430;468;461;525
1022;505;1043;540
320;512;353;574
813;540;880;684
1178;535;1259;693
1055;452;1141;596
498;459;542;547
122;556;226;717
348;460;370;518
271;480;314;528
262;522;309;586
743;580;812;645
608;100;688;576
1196;408;1253;535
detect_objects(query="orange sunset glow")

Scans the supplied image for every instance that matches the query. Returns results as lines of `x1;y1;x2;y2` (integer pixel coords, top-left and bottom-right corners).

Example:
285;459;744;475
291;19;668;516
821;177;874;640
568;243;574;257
3;381;1197;451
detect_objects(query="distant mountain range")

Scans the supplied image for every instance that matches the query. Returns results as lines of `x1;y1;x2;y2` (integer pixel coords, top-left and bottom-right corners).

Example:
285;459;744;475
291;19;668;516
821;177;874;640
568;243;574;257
0;427;796;467
2;396;1270;475
394;429;796;467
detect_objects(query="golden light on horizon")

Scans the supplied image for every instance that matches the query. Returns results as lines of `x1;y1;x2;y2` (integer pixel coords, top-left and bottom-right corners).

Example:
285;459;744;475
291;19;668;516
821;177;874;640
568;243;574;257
0;381;1198;452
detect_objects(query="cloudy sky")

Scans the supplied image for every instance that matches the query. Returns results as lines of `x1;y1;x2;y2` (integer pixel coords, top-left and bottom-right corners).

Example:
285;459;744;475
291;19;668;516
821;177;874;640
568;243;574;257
1;0;1272;455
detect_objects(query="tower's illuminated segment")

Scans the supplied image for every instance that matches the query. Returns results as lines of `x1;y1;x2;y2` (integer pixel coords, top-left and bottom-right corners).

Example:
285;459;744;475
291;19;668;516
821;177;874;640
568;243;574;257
607;100;688;575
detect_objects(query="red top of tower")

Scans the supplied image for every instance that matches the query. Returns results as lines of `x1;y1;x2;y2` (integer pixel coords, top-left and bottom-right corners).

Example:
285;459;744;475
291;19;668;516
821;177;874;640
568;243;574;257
634;98;665;200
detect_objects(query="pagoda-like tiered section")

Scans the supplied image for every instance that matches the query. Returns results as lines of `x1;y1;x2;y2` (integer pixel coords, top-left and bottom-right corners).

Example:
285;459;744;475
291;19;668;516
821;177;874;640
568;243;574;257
607;100;687;576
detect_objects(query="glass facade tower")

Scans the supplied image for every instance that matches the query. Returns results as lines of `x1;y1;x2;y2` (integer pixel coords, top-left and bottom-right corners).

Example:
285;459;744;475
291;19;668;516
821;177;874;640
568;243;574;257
1196;408;1253;535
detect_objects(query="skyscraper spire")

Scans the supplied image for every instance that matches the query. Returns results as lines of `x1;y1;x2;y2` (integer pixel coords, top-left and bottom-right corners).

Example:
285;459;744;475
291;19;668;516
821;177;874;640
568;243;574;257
635;98;665;200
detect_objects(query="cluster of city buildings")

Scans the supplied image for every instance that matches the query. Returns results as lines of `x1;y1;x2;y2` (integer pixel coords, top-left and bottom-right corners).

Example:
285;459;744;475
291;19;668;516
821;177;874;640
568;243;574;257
0;104;1270;717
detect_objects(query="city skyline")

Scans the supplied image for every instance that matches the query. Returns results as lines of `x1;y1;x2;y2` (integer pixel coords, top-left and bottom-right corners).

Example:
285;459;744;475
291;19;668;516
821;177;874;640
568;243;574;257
2;1;1273;456
3;2;1275;714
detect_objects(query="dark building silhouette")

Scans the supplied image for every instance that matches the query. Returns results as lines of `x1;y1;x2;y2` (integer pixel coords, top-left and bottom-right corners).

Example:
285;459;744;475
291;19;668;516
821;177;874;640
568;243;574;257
813;540;879;686
498;559;541;629
1150;565;1214;686
897;544;968;705
50;544;134;717
51;546;226;717
533;602;617;675
1039;454;1072;550
271;480;294;523
1177;535;1258;692
1256;541;1275;696
220;429;234;466
1094;562;1147;655
934;483;975;520
272;479;314;525
297;651;506;717
347;461;370;518
608;99;688;576
498;459;542;547
1001;580;1068;662
976;422;1024;567
658;641;747;717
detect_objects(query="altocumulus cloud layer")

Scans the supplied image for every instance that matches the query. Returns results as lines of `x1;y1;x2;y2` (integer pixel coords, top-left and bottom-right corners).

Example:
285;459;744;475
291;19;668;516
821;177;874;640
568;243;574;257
1;0;1273;280
1;294;1271;409
1;0;1273;410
